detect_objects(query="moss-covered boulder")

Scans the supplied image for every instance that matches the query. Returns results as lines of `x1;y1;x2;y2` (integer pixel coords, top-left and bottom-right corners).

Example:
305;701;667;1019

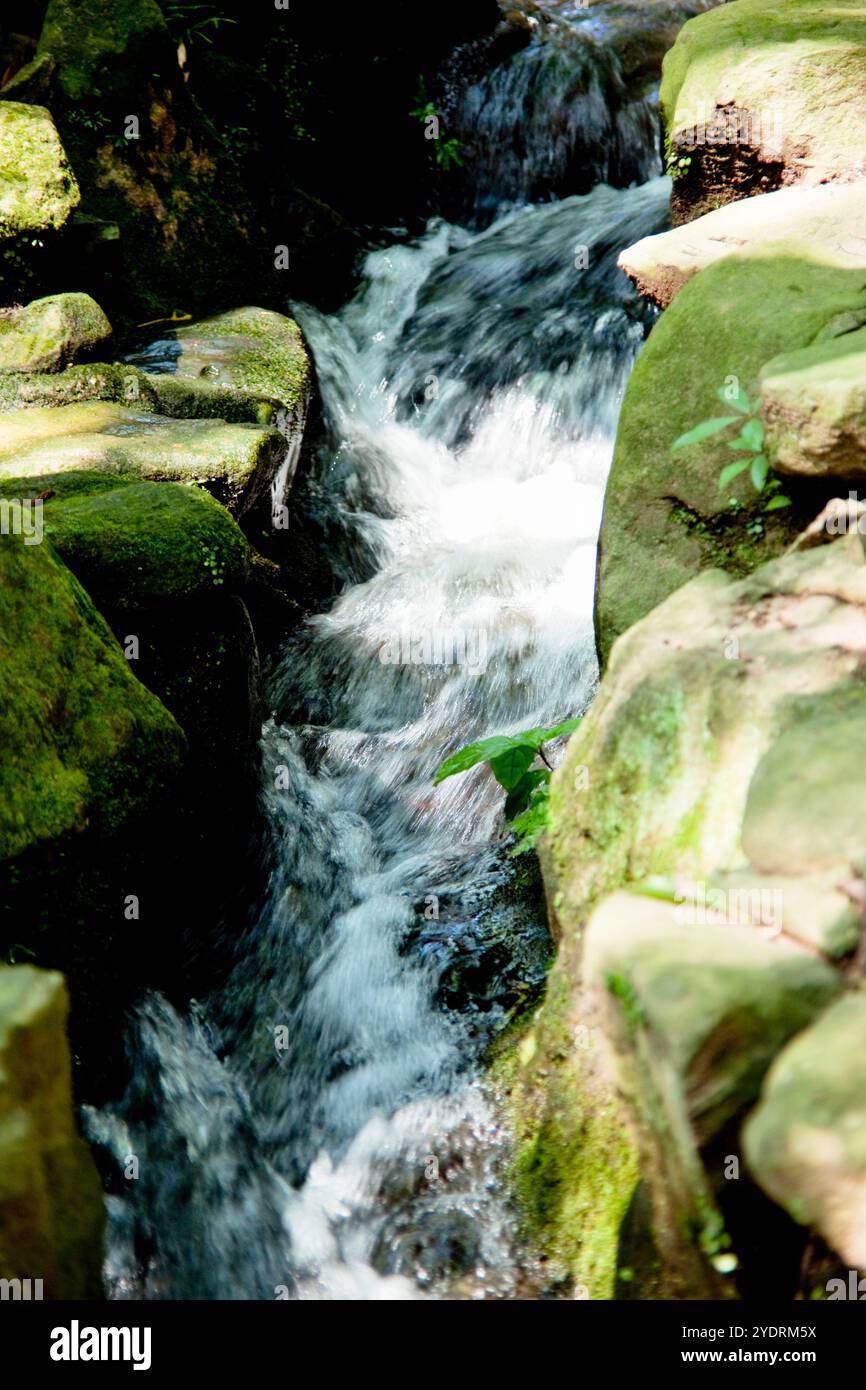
36;480;260;941
42;481;250;609
0;101;79;241
619;181;866;308
661;0;866;225
0;528;183;863
743;992;866;1269
0;358;279;428
595;248;866;663
0;965;104;1298
128;307;312;421
0;292;112;373
37;0;169;106
508;527;866;1297
0;401;285;516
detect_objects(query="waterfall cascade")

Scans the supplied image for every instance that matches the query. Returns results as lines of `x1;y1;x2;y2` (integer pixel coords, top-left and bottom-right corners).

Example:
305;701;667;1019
86;7;676;1301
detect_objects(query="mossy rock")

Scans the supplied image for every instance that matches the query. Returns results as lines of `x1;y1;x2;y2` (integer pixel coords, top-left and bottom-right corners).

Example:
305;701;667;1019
0;401;285;515
490;932;642;1299
37;0;172;106
0;101;79;241
128;307;312;420
660;0;866;224
743;991;866;1268
43;481;250;609
0;965;104;1297
509;529;866;1295
0;292;112;373
0;358;285;428
743;703;866;874
586;893;840;1145
595;249;866;663
761;326;866;478
571;891;839;1295
0;531;184;862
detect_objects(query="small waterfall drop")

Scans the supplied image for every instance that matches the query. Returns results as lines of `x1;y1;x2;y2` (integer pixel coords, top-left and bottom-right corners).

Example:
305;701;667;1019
87;11;677;1301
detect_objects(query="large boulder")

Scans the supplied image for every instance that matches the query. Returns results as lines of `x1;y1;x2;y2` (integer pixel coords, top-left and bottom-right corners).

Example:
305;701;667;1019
619;181;866;308
0;292;111;373
0;101;78;241
126;307;311;422
661;0;866;225
0;966;104;1299
595;246;866;663
506;526;866;1297
0;529;184;864
36;480;261;933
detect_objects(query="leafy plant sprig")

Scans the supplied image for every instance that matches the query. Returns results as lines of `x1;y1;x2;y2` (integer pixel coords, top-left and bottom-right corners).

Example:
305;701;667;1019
434;717;581;855
672;384;791;513
162;4;237;47
410;79;464;171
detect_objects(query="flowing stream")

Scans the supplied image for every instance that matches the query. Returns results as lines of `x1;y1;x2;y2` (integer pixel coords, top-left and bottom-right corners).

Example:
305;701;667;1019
87;9;676;1301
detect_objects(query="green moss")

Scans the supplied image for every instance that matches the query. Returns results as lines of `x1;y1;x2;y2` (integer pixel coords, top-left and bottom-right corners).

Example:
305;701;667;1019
0;359;286;426
0;293;112;373
495;956;640;1298
38;0;171;105
0;102;79;242
0;534;184;861
44;482;250;608
166;308;312;416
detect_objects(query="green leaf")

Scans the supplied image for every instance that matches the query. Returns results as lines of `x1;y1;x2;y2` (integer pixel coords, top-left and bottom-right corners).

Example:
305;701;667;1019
502;716;581;753
718;458;750;489
672;417;740;449
750;453;769;491
716;384;751;415
764;494;791;511
540;717;581;742
489;743;537;792
504;769;550;821
740;417;764;452
434;735;524;784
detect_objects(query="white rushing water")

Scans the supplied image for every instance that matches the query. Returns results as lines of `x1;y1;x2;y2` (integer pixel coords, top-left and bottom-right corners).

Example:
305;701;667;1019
87;10;679;1300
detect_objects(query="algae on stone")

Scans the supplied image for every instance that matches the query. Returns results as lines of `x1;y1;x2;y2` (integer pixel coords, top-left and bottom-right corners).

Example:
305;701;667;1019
43;481;250;609
0;532;184;863
511;529;866;1295
128;307;312;420
0;293;112;374
0;101;79;241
